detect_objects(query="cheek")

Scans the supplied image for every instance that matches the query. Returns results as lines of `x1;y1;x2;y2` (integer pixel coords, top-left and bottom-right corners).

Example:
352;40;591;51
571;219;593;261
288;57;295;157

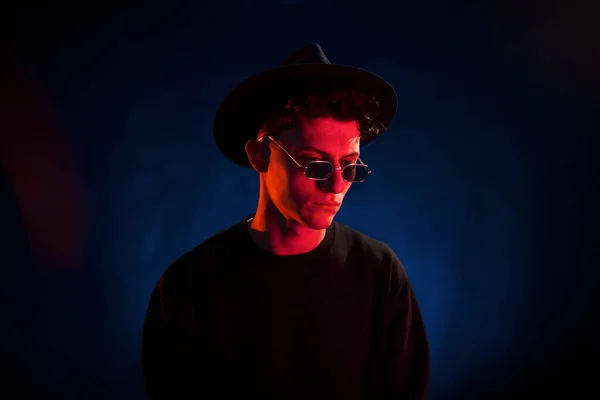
287;170;317;200
267;165;313;202
342;183;353;195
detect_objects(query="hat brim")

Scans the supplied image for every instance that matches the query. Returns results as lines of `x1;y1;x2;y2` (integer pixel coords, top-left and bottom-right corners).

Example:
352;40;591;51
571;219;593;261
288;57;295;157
213;63;398;168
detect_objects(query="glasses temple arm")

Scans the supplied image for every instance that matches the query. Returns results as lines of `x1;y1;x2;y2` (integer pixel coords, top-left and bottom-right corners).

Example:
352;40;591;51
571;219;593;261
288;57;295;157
265;135;304;169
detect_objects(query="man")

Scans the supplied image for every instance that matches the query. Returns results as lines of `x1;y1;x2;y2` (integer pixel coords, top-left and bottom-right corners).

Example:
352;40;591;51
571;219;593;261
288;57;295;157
142;43;430;399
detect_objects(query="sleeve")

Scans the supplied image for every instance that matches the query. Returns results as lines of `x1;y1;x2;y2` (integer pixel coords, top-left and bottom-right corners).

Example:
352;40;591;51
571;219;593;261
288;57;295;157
141;283;199;399
382;259;431;399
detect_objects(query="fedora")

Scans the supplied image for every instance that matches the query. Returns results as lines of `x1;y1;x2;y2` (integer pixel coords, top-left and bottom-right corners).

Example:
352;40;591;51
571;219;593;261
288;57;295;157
213;43;398;168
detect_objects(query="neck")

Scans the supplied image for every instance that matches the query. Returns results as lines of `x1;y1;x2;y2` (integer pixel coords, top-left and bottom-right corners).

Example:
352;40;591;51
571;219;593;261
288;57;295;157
249;199;326;256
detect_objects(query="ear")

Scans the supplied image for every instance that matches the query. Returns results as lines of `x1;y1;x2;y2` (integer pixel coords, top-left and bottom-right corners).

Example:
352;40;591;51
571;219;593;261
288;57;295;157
245;139;269;173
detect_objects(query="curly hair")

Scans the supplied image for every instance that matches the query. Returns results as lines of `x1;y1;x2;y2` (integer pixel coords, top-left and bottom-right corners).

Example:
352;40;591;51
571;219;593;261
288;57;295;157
258;87;384;144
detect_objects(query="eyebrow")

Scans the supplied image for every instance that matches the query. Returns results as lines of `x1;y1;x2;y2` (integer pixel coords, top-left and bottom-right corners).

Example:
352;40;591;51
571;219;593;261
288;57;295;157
295;145;360;159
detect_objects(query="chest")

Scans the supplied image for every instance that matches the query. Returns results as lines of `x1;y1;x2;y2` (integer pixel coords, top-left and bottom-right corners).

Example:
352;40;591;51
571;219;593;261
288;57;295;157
202;263;386;388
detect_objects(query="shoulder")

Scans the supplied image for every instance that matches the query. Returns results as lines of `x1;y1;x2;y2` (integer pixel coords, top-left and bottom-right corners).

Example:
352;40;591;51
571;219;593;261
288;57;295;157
333;220;407;279
334;220;399;262
157;216;249;299
334;222;415;308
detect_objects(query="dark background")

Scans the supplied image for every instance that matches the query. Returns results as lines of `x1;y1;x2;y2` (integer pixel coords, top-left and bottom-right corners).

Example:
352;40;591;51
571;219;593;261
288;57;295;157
2;1;598;398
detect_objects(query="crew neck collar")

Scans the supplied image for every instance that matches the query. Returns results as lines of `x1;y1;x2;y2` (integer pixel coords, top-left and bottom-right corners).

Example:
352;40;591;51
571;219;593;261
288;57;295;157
242;214;336;260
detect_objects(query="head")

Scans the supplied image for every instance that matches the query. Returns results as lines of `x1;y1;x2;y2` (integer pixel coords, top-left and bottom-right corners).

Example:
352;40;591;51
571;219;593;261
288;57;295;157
245;87;384;230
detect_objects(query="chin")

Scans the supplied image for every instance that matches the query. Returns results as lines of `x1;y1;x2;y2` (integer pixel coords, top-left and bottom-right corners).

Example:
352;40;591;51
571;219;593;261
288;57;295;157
300;211;335;230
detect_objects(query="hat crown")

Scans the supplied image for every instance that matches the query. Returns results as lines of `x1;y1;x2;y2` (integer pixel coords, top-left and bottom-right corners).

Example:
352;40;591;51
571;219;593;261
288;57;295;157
214;43;397;168
280;43;331;66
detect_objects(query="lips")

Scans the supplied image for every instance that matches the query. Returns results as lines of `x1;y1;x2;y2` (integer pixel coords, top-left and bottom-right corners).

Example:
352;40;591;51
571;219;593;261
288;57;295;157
315;202;340;207
314;202;341;212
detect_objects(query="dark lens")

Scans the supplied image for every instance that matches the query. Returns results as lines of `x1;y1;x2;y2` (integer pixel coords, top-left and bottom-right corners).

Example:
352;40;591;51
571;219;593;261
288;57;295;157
305;162;333;179
343;165;369;182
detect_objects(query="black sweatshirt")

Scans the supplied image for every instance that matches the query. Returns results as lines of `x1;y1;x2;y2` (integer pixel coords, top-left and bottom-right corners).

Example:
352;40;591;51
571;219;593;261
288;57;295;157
142;215;430;399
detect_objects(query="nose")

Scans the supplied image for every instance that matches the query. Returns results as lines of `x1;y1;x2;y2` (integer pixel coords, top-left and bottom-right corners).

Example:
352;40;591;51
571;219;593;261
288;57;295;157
318;167;348;194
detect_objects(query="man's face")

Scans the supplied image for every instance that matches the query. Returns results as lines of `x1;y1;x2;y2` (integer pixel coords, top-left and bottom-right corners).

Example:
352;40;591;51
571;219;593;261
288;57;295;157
264;116;361;230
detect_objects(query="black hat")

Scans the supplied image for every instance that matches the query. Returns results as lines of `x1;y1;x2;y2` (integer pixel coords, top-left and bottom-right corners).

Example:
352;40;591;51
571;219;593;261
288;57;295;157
213;43;398;168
